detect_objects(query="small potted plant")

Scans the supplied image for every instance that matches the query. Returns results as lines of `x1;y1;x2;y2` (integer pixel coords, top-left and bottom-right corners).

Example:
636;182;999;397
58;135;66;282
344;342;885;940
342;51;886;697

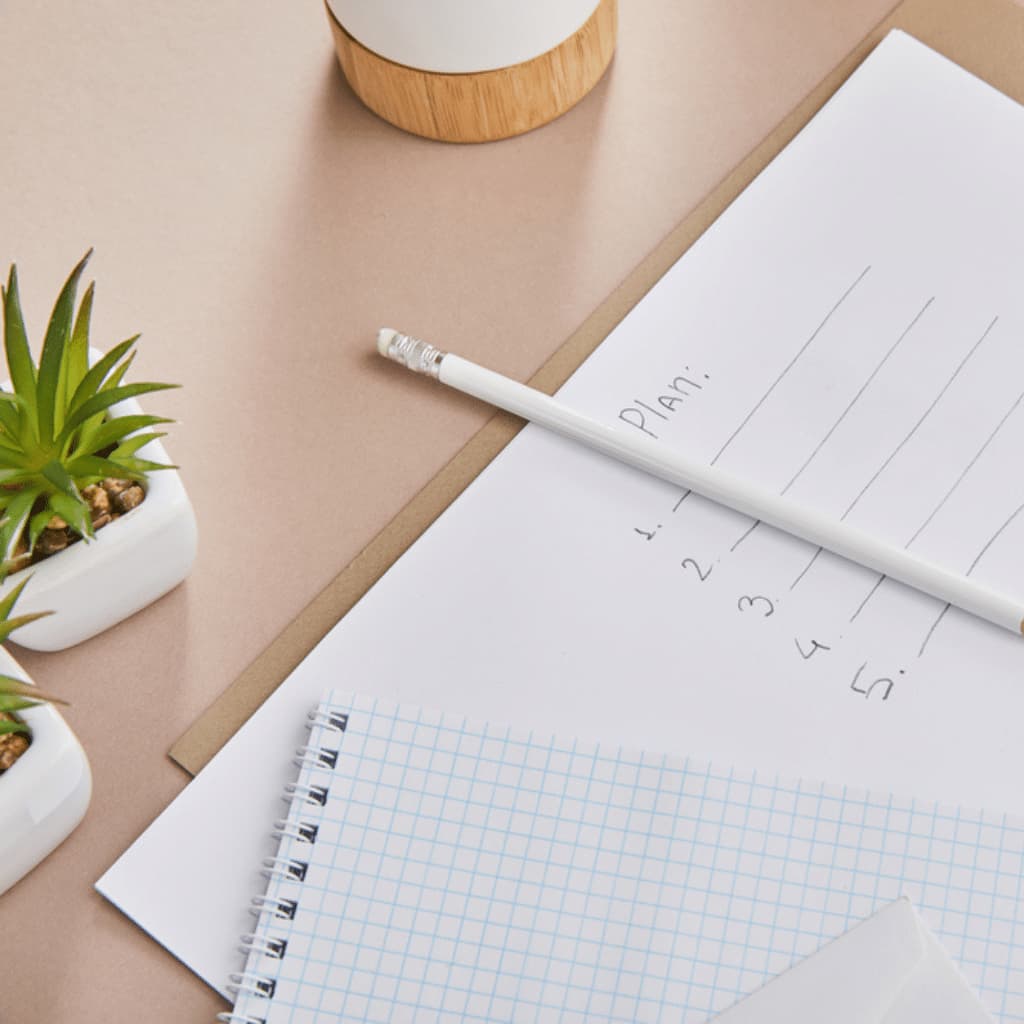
0;252;197;650
0;578;91;894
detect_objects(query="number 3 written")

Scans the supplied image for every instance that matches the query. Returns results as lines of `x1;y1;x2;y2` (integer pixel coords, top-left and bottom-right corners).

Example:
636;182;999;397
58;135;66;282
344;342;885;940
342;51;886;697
737;595;775;617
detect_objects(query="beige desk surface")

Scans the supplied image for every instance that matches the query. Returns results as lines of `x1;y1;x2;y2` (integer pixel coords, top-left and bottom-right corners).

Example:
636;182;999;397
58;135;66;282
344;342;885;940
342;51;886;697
0;0;942;1019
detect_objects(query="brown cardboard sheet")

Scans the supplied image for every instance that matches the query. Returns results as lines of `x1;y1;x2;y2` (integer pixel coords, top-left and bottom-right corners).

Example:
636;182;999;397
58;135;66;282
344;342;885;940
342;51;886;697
171;0;1024;775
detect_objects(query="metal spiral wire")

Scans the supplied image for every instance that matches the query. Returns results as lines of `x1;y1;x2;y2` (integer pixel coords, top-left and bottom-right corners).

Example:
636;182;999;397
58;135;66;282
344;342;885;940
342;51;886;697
238;933;288;960
293;745;338;770
283;781;330;807
226;971;276;999
271;818;319;844
307;708;349;731
226;706;348;1019
260;855;308;882
249;894;298;920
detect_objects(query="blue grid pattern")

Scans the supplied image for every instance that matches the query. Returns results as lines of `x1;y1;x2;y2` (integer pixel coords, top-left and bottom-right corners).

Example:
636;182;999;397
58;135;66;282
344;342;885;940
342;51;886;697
232;692;1024;1022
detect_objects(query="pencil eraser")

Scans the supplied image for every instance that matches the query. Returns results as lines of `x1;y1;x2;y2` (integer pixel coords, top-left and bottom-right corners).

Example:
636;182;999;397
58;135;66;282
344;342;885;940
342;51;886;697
377;328;399;357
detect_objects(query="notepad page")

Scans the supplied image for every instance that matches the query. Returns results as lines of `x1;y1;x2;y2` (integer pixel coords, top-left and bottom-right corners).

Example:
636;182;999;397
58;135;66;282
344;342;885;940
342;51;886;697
99;30;1024;996
232;692;1014;1023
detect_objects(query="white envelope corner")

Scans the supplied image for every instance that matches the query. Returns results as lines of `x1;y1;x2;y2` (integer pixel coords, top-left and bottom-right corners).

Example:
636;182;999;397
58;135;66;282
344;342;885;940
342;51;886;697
714;897;993;1024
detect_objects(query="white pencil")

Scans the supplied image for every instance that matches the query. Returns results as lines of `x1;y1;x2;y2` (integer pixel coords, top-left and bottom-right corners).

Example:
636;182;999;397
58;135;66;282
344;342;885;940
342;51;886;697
377;327;1024;637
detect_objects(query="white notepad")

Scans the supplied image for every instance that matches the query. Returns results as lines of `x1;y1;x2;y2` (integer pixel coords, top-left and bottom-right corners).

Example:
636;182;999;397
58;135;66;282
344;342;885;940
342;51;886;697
225;692;1005;1023
99;29;1024;1003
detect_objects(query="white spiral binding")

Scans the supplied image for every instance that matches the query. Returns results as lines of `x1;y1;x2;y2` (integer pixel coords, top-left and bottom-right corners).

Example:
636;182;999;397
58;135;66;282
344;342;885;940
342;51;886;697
249;894;298;920
227;971;277;998
293;745;338;770
270;818;319;844
308;708;349;731
225;710;347;1019
283;781;330;807
260;855;308;882
239;933;288;959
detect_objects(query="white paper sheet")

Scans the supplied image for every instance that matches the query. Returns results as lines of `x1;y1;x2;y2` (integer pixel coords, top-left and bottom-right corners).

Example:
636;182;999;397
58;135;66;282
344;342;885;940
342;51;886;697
98;31;1024;1000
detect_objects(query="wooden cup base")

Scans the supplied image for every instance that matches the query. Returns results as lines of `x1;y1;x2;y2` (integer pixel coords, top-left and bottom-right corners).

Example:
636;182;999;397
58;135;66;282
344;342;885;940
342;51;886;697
325;0;617;143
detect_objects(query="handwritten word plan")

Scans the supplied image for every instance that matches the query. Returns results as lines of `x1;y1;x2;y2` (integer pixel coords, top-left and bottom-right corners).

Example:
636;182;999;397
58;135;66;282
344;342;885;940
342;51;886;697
98;31;1024;998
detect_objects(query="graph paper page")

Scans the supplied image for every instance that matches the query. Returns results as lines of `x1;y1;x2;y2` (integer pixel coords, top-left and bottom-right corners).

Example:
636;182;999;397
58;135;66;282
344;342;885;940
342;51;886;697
232;693;1013;1023
99;30;1024;997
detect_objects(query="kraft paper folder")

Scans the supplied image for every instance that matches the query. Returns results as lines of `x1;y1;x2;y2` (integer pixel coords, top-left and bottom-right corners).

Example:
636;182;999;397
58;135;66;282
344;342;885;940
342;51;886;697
171;0;1024;777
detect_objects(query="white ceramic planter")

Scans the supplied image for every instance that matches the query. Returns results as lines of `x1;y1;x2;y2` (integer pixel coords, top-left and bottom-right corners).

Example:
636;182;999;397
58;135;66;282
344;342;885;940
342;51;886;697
0;646;91;895
0;354;198;651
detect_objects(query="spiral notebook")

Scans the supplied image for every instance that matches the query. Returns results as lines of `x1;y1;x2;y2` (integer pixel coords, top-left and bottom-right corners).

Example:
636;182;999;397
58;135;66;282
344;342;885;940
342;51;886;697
222;691;1021;1023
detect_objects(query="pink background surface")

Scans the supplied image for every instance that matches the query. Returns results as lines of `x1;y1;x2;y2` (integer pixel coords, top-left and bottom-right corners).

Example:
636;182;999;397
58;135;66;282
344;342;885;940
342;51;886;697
0;0;937;1019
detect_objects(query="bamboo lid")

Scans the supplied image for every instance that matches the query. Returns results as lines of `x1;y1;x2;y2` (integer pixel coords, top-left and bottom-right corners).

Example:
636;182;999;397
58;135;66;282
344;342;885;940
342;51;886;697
325;0;618;143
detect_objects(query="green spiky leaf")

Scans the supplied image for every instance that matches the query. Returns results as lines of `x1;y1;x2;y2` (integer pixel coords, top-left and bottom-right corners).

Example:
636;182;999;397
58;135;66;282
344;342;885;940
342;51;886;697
65;336;136;419
75;413;171;456
109;432;167;459
0;660;65;753
110;455;173;476
2;267;37;421
0;575;30;620
37;252;91;447
63;454;136;481
48;491;93;539
0;389;25;440
65;453;161;481
0;610;53;644
58;381;177;448
40;459;81;501
0;432;29;461
0;694;41;713
28;508;53;550
59;280;94;434
0;675;65;705
0;488;40;562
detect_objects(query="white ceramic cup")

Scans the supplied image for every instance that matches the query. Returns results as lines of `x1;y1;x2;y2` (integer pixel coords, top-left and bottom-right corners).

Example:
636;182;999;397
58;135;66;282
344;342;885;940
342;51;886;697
325;0;601;73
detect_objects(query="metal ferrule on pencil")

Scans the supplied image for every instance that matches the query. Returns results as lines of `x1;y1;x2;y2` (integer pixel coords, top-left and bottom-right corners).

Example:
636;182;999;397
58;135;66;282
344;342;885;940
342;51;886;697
378;329;445;378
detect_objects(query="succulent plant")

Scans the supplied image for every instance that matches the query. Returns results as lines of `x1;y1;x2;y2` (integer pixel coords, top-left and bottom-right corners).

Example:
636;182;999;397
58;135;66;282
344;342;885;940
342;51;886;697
0;578;58;738
0;251;178;565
